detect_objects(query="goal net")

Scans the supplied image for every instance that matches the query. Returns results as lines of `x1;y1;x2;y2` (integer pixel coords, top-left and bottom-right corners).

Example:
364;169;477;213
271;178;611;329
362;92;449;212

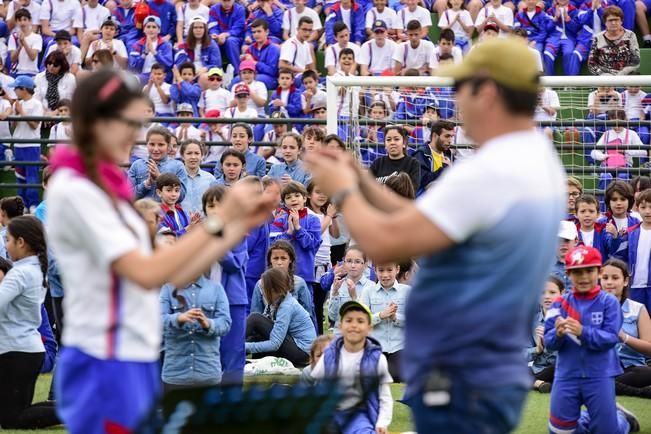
326;75;651;202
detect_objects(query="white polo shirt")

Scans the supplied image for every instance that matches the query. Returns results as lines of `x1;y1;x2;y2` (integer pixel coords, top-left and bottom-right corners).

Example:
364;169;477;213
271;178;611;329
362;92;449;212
46;169;161;361
282;7;322;38
438;9;473;41
475;4;513;34
39;0;82;31
280;36;313;70
365;7;400;31
80;3;111;31
177;3;210;37
324;42;361;71
428;45;463;70
392;39;435;69
358;38;397;74
7;32;42;75
146;81;174;114
6;0;41;26
396;5;432;30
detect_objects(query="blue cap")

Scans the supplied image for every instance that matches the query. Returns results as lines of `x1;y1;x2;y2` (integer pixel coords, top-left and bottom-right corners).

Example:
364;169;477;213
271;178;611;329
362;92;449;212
372;20;387;32
143;15;161;28
8;75;35;90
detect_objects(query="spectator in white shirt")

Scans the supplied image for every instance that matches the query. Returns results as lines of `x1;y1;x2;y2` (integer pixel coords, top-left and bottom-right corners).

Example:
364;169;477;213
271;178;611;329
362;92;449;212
396;0;432;39
365;0;400;39
393;20;435;75
79;0;111;34
429;28;463;71
475;0;514;34
6;0;41;31
176;0;210;43
359;20;397;75
279;16;316;86
39;0;82;46
198;67;231;116
43;30;82;76
534;87;561;140
143;63;174;117
325;22;360;75
8;9;42;77
438;0;474;53
82;18;128;69
282;0;322;42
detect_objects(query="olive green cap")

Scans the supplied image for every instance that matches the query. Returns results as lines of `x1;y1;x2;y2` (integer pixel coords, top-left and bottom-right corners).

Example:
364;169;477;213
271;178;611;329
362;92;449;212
437;37;541;93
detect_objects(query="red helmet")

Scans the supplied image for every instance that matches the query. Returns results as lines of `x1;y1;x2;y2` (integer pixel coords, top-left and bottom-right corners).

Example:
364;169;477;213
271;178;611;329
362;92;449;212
565;246;602;270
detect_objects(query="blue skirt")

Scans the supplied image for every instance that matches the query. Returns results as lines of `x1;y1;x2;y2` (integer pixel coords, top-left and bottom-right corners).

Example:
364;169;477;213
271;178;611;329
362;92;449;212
55;347;160;434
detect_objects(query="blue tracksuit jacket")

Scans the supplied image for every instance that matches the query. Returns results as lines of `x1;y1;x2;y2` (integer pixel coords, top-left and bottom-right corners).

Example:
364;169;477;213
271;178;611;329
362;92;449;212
614;223;651;288
269;85;303;119
246;6;284;42
128;36;174;82
112;7;141;51
245;40;281;89
174;41;222;71
159;203;190;236
271;209;322;283
170;80;202;117
514;7;555;47
325;2;366;45
576;223;617;260
221;239;249;306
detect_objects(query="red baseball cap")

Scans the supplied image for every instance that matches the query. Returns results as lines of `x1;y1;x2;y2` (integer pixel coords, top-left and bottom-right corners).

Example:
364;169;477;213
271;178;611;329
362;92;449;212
204;109;221;118
233;83;250;96
565;246;602;270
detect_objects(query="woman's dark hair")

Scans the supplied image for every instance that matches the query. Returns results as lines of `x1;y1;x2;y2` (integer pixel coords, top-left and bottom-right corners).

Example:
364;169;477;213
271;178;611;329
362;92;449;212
631;176;651;193
396;258;414;282
45;50;70;74
384;125;409;148
306;179;330;214
231;123;253;141
0;256;12;276
7;216;48;288
266;240;297;282
602;258;630;303
93;49;114;68
179;139;206;158
260;267;292;309
56;98;72;110
324;134;346;150
547;275;565;293
384;173;415;200
605;180;635;213
0;196;25;219
71;70;144;198
202;185;226;214
187;20;210;48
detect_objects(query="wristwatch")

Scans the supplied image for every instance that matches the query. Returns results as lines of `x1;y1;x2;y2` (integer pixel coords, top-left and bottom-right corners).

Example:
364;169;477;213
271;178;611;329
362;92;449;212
204;215;224;237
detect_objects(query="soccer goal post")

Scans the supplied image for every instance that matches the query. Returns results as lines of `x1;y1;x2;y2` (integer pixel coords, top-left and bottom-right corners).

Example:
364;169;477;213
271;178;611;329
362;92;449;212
326;74;651;197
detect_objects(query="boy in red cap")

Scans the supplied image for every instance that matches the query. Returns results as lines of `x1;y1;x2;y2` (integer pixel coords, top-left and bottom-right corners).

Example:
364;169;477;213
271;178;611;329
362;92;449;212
545;245;640;434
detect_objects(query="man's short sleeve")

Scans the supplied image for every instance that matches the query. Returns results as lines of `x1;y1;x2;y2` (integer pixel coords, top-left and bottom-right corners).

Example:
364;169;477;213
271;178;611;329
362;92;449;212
415;158;508;243
279;40;294;63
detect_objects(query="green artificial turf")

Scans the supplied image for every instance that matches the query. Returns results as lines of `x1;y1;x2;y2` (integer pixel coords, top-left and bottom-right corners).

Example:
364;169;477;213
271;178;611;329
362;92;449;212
5;375;651;434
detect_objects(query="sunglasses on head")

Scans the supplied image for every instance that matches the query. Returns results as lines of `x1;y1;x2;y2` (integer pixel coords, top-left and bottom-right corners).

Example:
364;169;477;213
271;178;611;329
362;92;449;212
208;76;223;81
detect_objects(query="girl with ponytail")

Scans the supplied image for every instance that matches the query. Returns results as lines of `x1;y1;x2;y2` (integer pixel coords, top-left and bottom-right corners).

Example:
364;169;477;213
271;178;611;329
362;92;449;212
45;69;276;433
0;216;60;429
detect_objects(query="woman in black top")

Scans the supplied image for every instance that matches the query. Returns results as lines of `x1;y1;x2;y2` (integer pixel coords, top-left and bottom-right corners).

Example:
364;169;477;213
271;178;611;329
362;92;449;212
369;125;421;191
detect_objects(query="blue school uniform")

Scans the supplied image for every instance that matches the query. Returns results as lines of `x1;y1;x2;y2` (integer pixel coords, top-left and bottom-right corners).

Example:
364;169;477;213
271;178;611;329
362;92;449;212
394;91;437;123
246;6;284;43
159;203;190;236
596;213;641;233
525;309;556;377
128;36;174;84
543;4;580;75
325;1;366;45
244;222;270;307
113;7;141;51
147;0;178;41
170;80;202;117
618;298;647;369
269;85;303;119
174;41;222;71
271;209;322;283
160;276;231;386
38;305;57;374
244;40;281;90
127;155;188;201
571;4;604;74
267;160;311;186
218;239;248;384
513;7;555;55
251;274;317;329
245;293;316;355
323;336;383;432
544;287;630;434
208;2;246;74
576;223;617;260
614;223;651;313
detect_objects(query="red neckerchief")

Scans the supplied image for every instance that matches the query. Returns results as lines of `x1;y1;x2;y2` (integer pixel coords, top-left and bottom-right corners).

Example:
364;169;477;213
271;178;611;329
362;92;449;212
160;202;183;214
252;39;271;51
275;84;296;94
573;285;601;300
49;147;134;202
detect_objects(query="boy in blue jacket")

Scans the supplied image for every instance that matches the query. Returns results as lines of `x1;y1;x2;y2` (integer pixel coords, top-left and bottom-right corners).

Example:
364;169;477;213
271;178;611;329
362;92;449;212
203;186;249;384
325;0;366;45
245;0;284;44
170;62;202;117
514;0;555;56
242;19;280;90
208;0;246;75
545;246;640;434
310;301;393;434
271;181;321;287
614;188;651;314
576;194;617;260
269;69;303;118
128;15;173;84
147;0;178;42
112;0;142;52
